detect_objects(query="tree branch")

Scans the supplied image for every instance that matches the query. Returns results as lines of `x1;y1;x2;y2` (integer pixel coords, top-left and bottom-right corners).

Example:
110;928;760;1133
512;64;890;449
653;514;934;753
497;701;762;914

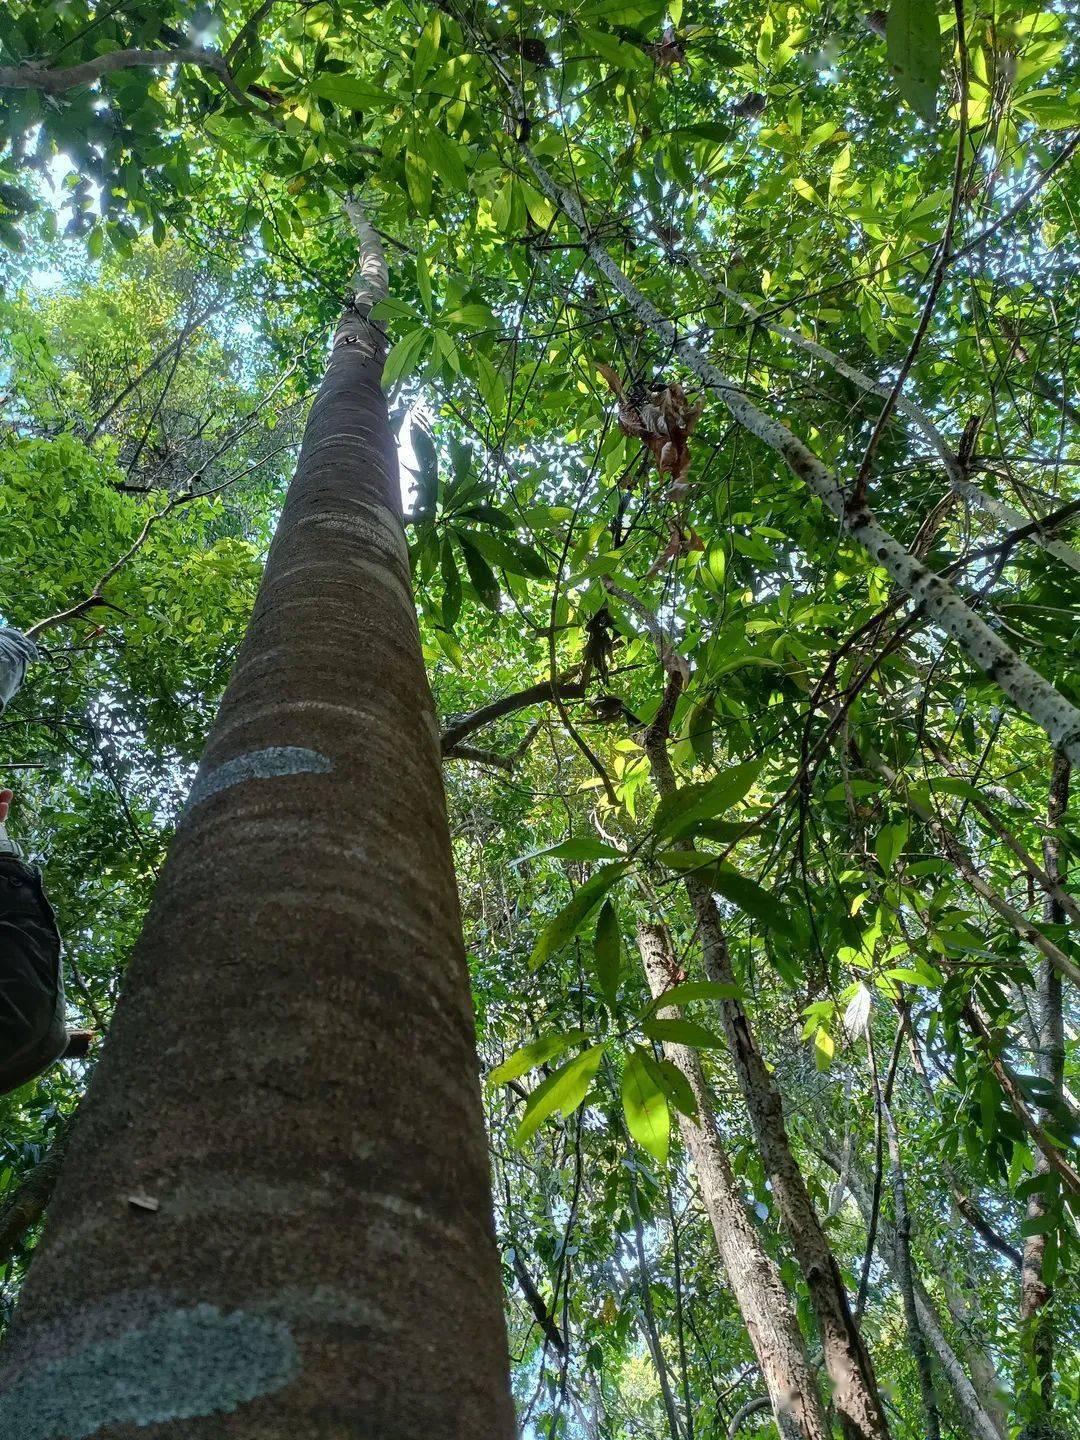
0;47;231;94
680;255;1080;576
440;677;585;754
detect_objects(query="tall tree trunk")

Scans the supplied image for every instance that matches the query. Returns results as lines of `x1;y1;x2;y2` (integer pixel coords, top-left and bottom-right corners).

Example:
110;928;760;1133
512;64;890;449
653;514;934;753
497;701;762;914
643;678;891;1440
637;924;830;1440
1018;751;1070;1436
0;204;514;1439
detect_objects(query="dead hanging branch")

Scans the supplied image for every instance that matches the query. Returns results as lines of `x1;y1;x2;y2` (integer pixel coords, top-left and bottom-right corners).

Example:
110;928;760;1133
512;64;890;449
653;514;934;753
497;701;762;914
595;363;703;487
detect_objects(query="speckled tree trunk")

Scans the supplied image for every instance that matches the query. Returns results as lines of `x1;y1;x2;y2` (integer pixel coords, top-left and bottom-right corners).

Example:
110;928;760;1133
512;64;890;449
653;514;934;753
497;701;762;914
637;924;830;1440
0;206;515;1440
1018;751;1070;1437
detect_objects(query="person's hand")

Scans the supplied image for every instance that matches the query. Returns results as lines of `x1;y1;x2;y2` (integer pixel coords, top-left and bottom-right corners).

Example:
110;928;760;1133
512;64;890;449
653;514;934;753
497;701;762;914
0;789;11;825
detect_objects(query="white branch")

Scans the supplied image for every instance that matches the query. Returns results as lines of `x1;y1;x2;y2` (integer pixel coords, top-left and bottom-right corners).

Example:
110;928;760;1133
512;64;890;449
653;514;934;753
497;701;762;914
522;146;1080;767
686;257;1080;575
343;196;389;312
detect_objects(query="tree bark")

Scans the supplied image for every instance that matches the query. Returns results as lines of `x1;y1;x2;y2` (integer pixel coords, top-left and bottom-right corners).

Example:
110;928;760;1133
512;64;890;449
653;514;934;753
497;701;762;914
637;924;830;1440
625;1147;685;1440
875;1055;941;1440
1018;751;1070;1436
939;1269;1010;1439
0;207;514;1439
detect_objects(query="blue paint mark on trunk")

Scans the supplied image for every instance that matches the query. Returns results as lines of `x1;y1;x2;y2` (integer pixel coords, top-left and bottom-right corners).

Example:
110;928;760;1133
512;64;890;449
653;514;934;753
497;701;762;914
0;1303;299;1438
185;747;332;811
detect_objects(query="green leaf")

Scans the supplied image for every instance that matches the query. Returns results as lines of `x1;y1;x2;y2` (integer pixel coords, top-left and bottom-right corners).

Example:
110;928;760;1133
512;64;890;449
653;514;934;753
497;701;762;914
458;504;513;529
929;776;1016;808
642;1017;726;1049
886;0;943;123
415;126;471;194
405;144;433;217
661;853;794;937
440;539;461;629
443;302;497;330
465;529;551;579
474;351;507;415
311;73;389;111
382;328;429;389
814;1026;835;1070
411;421;439;514
874;821;908;875
431;627;463;667
530;863;630;970
654;1057;698;1119
882;967;930;986
622;1047;670;1163
578;27;650;72
594;900;622;1008
515;1044;606;1145
709;865;795;939
415;251;432;314
488;1029;588;1085
643;979;741;1016
412;11;441;80
653;760;764;839
456;534;501;609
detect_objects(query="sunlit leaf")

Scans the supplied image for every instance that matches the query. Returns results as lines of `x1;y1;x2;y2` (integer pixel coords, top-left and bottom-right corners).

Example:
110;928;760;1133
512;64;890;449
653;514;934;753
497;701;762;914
622;1047;670;1163
515;1044;606;1145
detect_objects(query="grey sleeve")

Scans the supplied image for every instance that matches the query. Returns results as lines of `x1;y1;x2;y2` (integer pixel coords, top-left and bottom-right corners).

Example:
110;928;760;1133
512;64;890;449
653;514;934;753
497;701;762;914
0;629;38;713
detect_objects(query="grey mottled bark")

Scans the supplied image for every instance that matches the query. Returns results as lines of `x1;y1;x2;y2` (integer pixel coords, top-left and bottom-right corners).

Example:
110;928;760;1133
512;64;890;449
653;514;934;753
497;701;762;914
1018;753;1070;1437
681;259;1080;577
